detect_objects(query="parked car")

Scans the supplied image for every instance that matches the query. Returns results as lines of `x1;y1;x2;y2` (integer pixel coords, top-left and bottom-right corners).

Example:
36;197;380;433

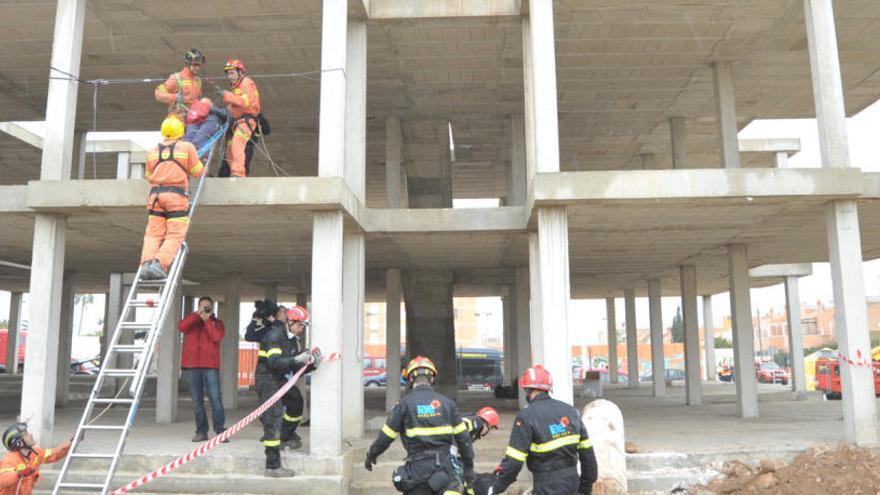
364;373;387;388
639;368;686;383
756;361;789;385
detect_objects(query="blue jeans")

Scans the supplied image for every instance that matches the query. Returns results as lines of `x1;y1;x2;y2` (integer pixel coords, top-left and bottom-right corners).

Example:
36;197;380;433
184;368;225;434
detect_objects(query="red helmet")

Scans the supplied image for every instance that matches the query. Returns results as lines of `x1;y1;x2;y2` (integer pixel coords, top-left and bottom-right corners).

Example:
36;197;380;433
224;58;246;73
287;306;309;322
520;364;553;392
476;407;500;429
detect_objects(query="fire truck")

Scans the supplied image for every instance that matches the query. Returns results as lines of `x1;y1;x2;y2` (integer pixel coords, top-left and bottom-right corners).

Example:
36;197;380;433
815;357;880;399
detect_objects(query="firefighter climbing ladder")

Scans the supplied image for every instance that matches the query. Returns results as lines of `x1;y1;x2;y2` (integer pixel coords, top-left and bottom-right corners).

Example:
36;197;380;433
52;126;228;495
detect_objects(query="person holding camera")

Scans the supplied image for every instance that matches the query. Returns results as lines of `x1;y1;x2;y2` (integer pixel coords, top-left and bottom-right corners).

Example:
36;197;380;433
249;300;321;477
178;296;226;442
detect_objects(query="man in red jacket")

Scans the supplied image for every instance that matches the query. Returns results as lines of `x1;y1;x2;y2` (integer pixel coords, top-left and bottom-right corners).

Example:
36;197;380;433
178;296;226;442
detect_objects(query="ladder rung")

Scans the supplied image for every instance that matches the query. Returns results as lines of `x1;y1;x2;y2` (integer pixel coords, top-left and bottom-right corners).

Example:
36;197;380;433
70;452;116;459
111;345;145;353
137;279;168;287
58;482;107;489
118;322;152;329
92;398;135;404
81;424;126;430
102;369;138;377
129;300;159;308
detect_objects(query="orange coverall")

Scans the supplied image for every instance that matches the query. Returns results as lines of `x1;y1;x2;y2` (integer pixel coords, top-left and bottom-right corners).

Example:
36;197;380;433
0;443;71;495
140;139;205;271
155;67;202;117
223;76;261;177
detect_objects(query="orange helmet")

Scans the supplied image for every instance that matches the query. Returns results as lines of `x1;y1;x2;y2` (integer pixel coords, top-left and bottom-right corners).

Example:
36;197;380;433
520;364;553;392
287;306;309;322
224;58;246;73
405;355;437;381
476;407;500;429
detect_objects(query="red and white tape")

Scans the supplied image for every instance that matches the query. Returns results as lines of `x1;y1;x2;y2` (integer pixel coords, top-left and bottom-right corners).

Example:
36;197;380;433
837;349;873;368
110;350;339;495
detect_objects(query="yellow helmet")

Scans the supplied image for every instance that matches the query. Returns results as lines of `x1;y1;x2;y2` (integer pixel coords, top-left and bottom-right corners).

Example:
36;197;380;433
405;355;437;381
160;116;185;140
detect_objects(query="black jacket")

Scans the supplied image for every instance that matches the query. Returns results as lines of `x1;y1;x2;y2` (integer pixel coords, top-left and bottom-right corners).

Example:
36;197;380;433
368;384;475;470
494;393;597;493
462;414;487;444
254;321;309;380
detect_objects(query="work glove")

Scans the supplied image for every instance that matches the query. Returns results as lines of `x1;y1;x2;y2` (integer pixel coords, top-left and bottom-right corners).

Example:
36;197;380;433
364;453;377;472
293;351;314;366
310;348;323;369
579;482;593;495
463;467;477;485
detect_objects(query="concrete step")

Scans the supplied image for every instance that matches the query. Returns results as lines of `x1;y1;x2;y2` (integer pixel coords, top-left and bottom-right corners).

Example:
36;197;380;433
349;480;532;495
36;469;344;495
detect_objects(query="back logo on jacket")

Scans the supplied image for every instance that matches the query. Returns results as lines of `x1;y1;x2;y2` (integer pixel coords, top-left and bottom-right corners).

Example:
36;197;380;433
549;416;571;437
416;400;442;418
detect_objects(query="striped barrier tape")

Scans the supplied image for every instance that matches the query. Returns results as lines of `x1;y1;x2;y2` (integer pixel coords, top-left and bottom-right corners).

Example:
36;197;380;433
110;349;338;495
837;349;873;368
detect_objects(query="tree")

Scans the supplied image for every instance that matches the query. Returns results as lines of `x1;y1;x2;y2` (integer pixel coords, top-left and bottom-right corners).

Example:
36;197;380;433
714;336;733;348
671;307;683;343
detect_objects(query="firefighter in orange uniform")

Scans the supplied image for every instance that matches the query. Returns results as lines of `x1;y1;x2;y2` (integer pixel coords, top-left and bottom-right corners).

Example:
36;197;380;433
155;49;205;118
0;422;71;495
220;59;261;178
140;117;205;280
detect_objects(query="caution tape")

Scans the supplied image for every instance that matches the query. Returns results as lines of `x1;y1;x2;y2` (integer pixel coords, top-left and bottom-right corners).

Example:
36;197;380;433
837;349;873;368
110;349;339;495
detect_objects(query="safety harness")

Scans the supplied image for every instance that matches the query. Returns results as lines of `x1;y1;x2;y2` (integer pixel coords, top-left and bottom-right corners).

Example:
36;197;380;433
172;72;201;115
149;142;189;219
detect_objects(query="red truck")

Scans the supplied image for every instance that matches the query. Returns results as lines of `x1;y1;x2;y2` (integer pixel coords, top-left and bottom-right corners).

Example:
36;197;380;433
815;357;880;399
0;328;26;372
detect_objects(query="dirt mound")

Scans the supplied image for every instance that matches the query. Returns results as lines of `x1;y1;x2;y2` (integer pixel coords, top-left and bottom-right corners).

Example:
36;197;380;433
690;445;880;494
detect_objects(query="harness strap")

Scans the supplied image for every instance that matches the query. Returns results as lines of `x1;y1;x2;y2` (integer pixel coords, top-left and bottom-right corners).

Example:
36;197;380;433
150;185;188;196
156;142;190;177
148;209;188;219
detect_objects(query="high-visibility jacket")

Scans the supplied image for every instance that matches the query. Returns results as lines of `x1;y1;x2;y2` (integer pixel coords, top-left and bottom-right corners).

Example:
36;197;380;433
0;444;70;495
145;139;204;189
494;393;597;493
155;67;202;114
368;384;475;470
255;321;310;381
223;76;261;120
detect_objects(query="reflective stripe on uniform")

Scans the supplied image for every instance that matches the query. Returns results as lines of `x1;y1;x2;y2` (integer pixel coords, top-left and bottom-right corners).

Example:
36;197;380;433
452;422;468;435
283;413;302;423
233;129;251;139
578;438;593;450
167;217;190;224
462;417;474;432
504;446;528;462
443;491;461;495
381;424;399;439
530;434;580;453
258;348;283;358
263;439;281;447
44;449;52;460
190;162;204;175
405;425;454;437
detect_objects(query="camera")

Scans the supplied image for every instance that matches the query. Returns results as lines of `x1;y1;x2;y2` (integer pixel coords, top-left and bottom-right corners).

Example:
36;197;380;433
203;304;213;314
253;300;279;320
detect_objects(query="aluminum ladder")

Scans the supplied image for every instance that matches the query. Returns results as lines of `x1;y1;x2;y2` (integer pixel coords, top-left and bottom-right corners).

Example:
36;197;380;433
52;126;227;494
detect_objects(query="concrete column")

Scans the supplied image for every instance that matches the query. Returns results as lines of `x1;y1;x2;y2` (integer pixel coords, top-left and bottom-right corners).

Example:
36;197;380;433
712;61;741;169
534;208;573;404
103;273;123;362
344;20;367;203
115;152;131;179
156;289;182;423
521;17;536;183
385;269;402;411
317;0;348;179
680;266;702;405
526;0;560;174
702;295;717;381
74;129;86;179
220;277;240;410
606;297;618;384
341;231;365;440
806;0;878;445
20;216;67;444
784;276;807;397
648;280;665;397
508;114;527;206
728;244;758;418
528;233;544;364
183;296;195;315
775;151;789;168
502;294;516;381
385;116;402;208
624;289;638;389
5;292;23;374
514;267;531;409
310;211;345;455
56;272;76;406
669;117;688;169
403;270;457;398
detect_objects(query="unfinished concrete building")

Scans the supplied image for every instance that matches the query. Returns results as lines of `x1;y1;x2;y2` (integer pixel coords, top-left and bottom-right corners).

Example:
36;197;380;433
4;0;880;492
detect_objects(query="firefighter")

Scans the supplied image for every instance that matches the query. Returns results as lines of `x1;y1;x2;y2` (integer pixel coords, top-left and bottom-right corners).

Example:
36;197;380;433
255;302;320;477
279;306;311;450
0;422;71;495
140;117;205;280
364;356;476;494
488;365;597;495
155;48;205;118
218;59;261;178
462;407;500;444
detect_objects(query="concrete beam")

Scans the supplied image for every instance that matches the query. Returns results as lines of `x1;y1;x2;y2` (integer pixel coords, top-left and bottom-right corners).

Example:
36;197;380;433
0;187;31;213
364;207;526;233
738;138;802;155
367;0;520;19
749;263;813;279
